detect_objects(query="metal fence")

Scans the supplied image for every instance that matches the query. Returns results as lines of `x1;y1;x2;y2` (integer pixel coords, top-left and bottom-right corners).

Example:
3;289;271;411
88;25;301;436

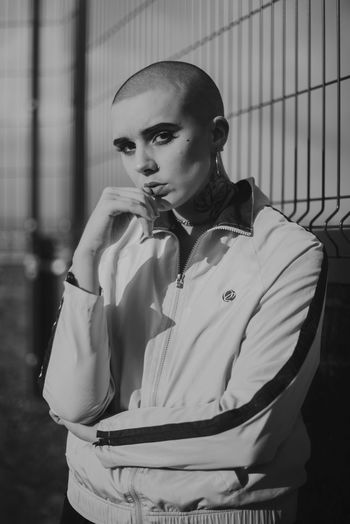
86;0;350;258
0;4;348;520
0;0;75;264
0;0;349;264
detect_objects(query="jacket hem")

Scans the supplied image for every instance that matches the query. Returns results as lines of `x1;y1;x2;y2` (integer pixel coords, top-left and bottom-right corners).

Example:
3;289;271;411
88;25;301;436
68;473;134;524
68;473;297;524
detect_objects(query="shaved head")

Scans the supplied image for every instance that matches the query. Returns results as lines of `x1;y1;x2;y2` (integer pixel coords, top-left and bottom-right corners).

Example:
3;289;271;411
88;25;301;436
112;61;224;124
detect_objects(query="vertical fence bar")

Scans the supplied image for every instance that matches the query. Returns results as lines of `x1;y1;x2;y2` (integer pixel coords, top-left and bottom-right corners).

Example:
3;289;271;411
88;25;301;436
339;209;350;245
209;0;215;82
199;0;203;68
309;0;326;231
72;0;87;247
227;0;234;177
27;0;42;393
297;0;311;224
269;0;275;199
324;0;341;256
258;0;263;187
236;0;242;180
216;0;224;94
247;0;253;180
289;0;298;219
28;0;61;394
30;0;40;229
281;0;286;212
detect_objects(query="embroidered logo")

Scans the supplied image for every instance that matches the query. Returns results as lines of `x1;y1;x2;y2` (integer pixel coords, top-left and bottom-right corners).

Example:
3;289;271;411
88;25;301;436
222;289;236;302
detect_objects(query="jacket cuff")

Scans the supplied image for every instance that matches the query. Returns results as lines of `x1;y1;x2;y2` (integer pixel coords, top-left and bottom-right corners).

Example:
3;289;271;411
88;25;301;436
63;280;103;302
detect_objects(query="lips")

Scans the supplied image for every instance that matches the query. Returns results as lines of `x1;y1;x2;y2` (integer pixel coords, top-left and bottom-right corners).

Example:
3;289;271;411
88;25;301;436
143;182;169;198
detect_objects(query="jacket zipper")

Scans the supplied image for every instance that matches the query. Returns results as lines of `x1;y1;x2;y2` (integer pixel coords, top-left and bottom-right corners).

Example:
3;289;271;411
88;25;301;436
128;468;143;524
150;253;182;406
150;225;246;406
175;225;250;287
215;225;251;237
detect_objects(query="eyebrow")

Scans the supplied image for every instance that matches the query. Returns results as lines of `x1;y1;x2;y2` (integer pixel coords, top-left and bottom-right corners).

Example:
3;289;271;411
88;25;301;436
113;122;182;147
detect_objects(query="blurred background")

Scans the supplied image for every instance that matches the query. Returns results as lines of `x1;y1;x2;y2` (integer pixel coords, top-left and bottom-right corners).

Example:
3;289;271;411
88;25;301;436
0;0;349;522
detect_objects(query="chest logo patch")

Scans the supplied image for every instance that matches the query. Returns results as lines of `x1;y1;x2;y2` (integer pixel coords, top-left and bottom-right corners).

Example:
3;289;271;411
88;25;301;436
222;289;236;302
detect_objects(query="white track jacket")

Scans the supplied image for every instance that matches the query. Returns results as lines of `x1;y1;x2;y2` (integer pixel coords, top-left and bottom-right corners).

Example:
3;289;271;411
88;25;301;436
42;179;327;524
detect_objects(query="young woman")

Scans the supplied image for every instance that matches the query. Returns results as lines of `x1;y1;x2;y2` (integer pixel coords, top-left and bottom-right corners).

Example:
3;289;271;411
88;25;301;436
42;61;327;524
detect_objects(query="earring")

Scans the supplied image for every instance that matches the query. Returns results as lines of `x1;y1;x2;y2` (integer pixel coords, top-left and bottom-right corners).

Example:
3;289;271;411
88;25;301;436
215;151;221;177
215;149;226;178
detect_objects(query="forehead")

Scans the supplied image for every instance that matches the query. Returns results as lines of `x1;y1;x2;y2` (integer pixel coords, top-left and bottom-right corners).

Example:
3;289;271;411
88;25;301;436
111;86;188;139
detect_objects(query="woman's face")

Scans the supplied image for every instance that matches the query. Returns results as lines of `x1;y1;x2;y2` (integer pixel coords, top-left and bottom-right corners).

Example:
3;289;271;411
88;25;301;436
111;87;217;211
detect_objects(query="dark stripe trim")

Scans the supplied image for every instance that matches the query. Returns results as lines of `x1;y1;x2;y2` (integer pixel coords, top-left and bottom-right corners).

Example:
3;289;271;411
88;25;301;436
95;250;328;447
37;296;64;394
38;271;92;393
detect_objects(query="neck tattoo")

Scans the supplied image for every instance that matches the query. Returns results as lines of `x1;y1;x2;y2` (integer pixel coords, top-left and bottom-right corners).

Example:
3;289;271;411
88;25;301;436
193;173;235;221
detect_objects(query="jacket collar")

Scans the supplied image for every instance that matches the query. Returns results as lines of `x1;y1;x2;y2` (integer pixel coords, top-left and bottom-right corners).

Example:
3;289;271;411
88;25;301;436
152;178;255;237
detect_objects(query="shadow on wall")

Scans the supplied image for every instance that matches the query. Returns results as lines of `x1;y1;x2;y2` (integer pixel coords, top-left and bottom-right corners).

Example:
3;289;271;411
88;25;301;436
0;266;67;524
297;281;350;524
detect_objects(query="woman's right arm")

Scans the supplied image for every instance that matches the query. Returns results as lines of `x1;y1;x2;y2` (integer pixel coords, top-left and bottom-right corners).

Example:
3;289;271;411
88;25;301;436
42;187;158;423
71;186;159;293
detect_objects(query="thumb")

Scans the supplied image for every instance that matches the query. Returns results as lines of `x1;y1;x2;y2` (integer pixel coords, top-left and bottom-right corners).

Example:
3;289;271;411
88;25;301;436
139;217;154;238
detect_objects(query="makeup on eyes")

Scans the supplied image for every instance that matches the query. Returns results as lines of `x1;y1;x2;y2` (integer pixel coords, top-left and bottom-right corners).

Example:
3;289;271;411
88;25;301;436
114;141;134;154
113;122;182;152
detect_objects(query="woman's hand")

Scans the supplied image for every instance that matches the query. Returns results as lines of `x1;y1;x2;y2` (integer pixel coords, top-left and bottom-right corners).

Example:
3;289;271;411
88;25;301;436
70;187;159;294
49;410;97;443
76;186;159;257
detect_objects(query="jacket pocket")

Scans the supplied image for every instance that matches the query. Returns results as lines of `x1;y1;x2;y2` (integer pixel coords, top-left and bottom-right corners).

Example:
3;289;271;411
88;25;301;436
135;468;245;512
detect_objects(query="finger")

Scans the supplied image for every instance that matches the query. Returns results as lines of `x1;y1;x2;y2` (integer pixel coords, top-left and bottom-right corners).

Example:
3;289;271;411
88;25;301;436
143;195;159;219
102;187;160;218
144;193;160;217
126;194;158;220
107;196;156;221
102;187;147;199
138;217;154;237
103;187;158;212
143;186;153;196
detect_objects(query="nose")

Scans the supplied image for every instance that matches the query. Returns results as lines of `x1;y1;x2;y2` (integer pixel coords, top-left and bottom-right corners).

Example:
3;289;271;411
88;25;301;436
135;147;158;176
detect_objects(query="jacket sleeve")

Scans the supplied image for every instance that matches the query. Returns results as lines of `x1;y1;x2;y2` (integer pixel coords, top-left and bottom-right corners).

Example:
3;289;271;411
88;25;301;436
42;281;115;423
93;238;327;470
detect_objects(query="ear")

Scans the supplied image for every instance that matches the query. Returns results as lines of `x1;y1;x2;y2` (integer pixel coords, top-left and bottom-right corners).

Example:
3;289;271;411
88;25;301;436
210;116;229;152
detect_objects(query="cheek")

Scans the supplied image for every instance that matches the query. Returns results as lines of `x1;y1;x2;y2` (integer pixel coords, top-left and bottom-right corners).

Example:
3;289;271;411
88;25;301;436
121;157;138;185
173;138;211;173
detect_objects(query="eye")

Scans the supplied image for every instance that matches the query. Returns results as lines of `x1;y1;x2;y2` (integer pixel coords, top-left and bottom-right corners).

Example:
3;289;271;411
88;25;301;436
116;142;135;155
152;131;175;145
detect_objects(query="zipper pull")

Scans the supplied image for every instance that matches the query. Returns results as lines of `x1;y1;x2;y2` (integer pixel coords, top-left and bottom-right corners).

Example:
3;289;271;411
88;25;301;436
176;273;185;289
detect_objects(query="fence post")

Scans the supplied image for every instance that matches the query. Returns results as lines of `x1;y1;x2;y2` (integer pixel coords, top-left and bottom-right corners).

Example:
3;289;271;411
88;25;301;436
72;0;88;247
26;0;60;394
30;0;40;226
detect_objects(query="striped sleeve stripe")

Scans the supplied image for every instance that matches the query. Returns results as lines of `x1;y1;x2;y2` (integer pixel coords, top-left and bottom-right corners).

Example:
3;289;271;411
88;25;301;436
95;250;327;447
38;296;64;394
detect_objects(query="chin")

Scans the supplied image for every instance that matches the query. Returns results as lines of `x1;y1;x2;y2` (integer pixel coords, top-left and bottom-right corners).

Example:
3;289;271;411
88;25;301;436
155;190;192;213
155;198;174;212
